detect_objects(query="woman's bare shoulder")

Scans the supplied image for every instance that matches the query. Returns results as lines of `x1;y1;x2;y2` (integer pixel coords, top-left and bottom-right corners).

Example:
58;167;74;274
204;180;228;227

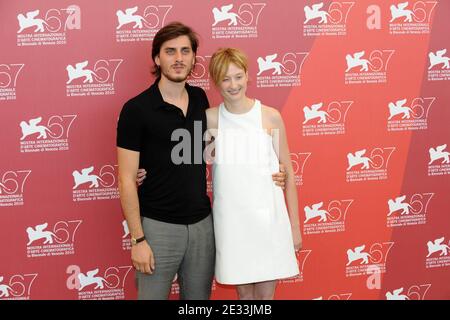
261;104;283;124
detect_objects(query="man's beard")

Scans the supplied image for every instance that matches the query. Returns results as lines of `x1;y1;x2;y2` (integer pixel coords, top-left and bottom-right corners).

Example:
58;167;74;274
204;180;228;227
161;64;194;83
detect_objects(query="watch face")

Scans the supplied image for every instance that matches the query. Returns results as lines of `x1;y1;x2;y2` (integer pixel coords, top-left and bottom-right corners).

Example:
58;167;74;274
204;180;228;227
131;239;137;245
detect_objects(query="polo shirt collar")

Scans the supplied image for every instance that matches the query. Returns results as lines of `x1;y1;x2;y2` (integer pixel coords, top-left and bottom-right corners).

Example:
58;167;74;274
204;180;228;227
149;77;193;110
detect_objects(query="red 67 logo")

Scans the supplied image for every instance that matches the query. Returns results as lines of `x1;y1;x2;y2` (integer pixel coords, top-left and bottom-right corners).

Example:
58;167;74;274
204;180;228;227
314;293;352;300
20;115;77;141
282;249;311;283
388;193;434;216
303;100;353;125
66;265;133;291
297;249;312;273
346;242;394;266
191;55;212;80
206;166;211;180
345;50;395;73
290;152;311;176
304;2;355;24
17;5;81;33
26;220;82;246
188;55;213;90
257;52;309;77
325;293;352;300
205;166;213;194
389;1;437;24
385;284;431;300
388;97;435;120
116;5;173;30
408;193;434;215
0;170;31;195
66;59;123;85
0;274;38;299
291;249;311;281
347;147;396;171
0;64;25;88
212;3;266;27
139;5;173;29
72;165;118;189
304;199;354;223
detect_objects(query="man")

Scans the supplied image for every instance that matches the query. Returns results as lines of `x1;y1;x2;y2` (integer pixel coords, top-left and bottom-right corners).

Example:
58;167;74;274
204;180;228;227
117;22;285;300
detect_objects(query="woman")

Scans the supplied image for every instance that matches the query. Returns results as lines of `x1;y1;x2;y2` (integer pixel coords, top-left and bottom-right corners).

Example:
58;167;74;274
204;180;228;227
206;48;302;300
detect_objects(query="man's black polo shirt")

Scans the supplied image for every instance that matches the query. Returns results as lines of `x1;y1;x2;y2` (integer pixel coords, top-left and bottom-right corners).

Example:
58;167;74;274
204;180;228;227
117;79;211;224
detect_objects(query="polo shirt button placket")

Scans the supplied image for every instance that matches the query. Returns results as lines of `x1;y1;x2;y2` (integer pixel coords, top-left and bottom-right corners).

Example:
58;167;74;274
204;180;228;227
179;109;187;126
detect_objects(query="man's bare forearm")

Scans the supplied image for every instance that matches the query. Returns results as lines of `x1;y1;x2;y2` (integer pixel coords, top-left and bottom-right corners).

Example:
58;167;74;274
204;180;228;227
119;178;144;238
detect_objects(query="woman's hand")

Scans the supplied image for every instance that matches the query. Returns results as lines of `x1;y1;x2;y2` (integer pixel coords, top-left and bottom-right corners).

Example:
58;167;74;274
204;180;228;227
292;226;302;252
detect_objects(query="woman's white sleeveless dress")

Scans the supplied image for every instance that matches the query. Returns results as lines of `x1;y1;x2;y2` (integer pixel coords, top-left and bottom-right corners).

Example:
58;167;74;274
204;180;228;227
212;99;299;285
